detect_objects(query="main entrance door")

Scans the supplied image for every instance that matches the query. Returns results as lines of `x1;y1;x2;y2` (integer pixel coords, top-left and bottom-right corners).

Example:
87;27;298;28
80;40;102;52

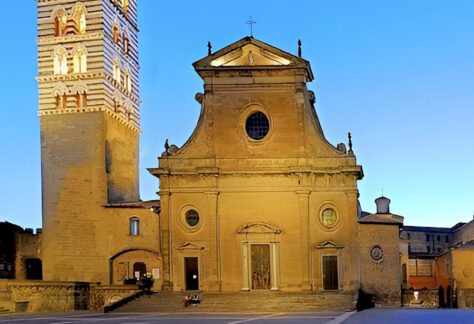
185;257;199;290
251;244;271;290
322;255;338;290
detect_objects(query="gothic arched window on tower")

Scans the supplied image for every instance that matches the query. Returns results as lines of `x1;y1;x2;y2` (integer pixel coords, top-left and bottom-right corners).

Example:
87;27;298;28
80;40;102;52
122;28;130;54
56;94;67;109
74;93;87;108
72;45;87;73
72;3;86;34
124;65;132;92
53;46;68;75
52;8;67;36
122;0;129;13
113;57;121;82
112;23;120;44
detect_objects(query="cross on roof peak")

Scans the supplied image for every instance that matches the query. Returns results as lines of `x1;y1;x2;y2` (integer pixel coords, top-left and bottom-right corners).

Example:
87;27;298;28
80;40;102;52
246;16;256;37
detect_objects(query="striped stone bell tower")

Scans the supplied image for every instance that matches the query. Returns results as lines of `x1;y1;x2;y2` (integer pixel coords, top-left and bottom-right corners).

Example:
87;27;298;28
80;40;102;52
37;0;141;282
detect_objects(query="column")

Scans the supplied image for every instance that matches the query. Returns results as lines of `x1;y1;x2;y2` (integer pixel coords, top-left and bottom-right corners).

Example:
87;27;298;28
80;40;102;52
205;191;220;291
270;242;280;290
241;242;250;291
296;190;311;290
158;190;172;290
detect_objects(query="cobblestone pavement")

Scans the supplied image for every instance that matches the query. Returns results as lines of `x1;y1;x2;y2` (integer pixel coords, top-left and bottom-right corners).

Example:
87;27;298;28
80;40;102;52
0;309;473;324
0;312;347;324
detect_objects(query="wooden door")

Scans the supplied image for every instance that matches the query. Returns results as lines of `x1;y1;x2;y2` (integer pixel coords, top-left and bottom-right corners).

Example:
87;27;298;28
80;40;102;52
185;257;199;290
251;244;271;290
323;255;338;290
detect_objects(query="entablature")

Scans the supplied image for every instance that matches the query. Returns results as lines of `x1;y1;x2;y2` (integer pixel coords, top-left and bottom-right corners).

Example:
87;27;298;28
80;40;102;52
149;165;363;179
37;32;103;46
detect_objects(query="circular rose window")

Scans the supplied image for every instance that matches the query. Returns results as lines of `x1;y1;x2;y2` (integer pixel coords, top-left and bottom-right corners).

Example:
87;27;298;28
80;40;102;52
185;209;200;227
321;208;338;228
245;111;269;140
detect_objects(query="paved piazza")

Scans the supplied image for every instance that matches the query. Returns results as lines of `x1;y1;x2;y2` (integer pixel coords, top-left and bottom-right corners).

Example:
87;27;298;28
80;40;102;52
0;309;473;324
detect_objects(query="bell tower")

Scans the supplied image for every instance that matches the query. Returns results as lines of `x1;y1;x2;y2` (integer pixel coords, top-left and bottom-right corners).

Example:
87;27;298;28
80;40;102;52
37;0;141;282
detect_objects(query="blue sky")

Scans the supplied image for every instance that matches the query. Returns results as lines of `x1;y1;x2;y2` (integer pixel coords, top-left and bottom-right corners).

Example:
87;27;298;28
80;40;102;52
1;1;473;229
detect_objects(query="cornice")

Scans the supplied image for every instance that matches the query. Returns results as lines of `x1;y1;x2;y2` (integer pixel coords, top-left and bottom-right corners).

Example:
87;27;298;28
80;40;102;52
37;32;103;46
37;71;104;82
38;105;140;133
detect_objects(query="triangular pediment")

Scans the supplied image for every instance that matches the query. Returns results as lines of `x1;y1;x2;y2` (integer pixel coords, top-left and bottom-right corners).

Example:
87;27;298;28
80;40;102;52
315;241;344;249
193;37;312;79
210;44;291;67
177;242;206;250
237;222;282;235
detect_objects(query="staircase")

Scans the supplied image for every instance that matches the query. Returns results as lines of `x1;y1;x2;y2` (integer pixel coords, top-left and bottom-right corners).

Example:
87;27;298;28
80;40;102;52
0;291;13;314
113;291;355;313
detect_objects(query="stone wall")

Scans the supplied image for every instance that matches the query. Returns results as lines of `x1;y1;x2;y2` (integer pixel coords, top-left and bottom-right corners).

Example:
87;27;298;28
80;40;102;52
7;281;87;312
0;280;140;312
89;285;141;311
359;223;401;306
458;289;474;309
454;219;474;245
402;288;438;308
15;232;42;280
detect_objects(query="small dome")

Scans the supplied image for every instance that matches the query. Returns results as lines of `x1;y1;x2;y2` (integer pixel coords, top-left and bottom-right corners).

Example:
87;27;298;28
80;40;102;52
375;196;390;214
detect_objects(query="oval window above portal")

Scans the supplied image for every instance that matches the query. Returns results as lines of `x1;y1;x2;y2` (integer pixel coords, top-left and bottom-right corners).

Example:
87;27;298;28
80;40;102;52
321;208;338;228
185;209;200;227
245;111;269;140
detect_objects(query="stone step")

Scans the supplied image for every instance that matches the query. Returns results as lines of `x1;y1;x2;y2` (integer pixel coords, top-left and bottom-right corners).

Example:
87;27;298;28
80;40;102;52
0;306;12;314
0;291;11;302
113;291;354;313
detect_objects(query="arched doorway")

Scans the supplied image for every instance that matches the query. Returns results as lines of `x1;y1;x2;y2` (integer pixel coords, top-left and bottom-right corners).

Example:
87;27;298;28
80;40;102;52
447;285;453;308
108;249;162;287
133;262;146;280
438;285;445;308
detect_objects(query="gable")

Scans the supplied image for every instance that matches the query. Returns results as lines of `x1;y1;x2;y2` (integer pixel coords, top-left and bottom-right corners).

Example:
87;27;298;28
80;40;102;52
193;36;312;80
210;44;291;67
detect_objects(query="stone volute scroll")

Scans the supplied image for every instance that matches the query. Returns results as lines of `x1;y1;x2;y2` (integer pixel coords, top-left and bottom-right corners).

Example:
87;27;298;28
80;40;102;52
161;139;180;157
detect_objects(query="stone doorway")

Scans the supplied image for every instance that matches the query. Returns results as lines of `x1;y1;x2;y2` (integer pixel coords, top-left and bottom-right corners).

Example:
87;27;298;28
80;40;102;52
133;262;146;279
185;257;199;290
322;255;338;290
251;244;271;290
25;258;42;280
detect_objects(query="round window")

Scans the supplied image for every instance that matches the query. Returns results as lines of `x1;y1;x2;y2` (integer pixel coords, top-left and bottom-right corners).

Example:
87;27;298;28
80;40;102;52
245;111;269;140
185;209;200;227
321;208;338;228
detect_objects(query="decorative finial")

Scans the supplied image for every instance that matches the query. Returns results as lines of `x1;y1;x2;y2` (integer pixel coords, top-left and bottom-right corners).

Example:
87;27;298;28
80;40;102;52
348;132;354;155
382;188;384;197
246;16;256;37
164;139;169;153
298;39;302;57
207;41;212;56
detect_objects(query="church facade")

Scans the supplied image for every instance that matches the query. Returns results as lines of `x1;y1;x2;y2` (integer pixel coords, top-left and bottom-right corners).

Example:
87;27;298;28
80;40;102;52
30;0;405;306
149;37;365;293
